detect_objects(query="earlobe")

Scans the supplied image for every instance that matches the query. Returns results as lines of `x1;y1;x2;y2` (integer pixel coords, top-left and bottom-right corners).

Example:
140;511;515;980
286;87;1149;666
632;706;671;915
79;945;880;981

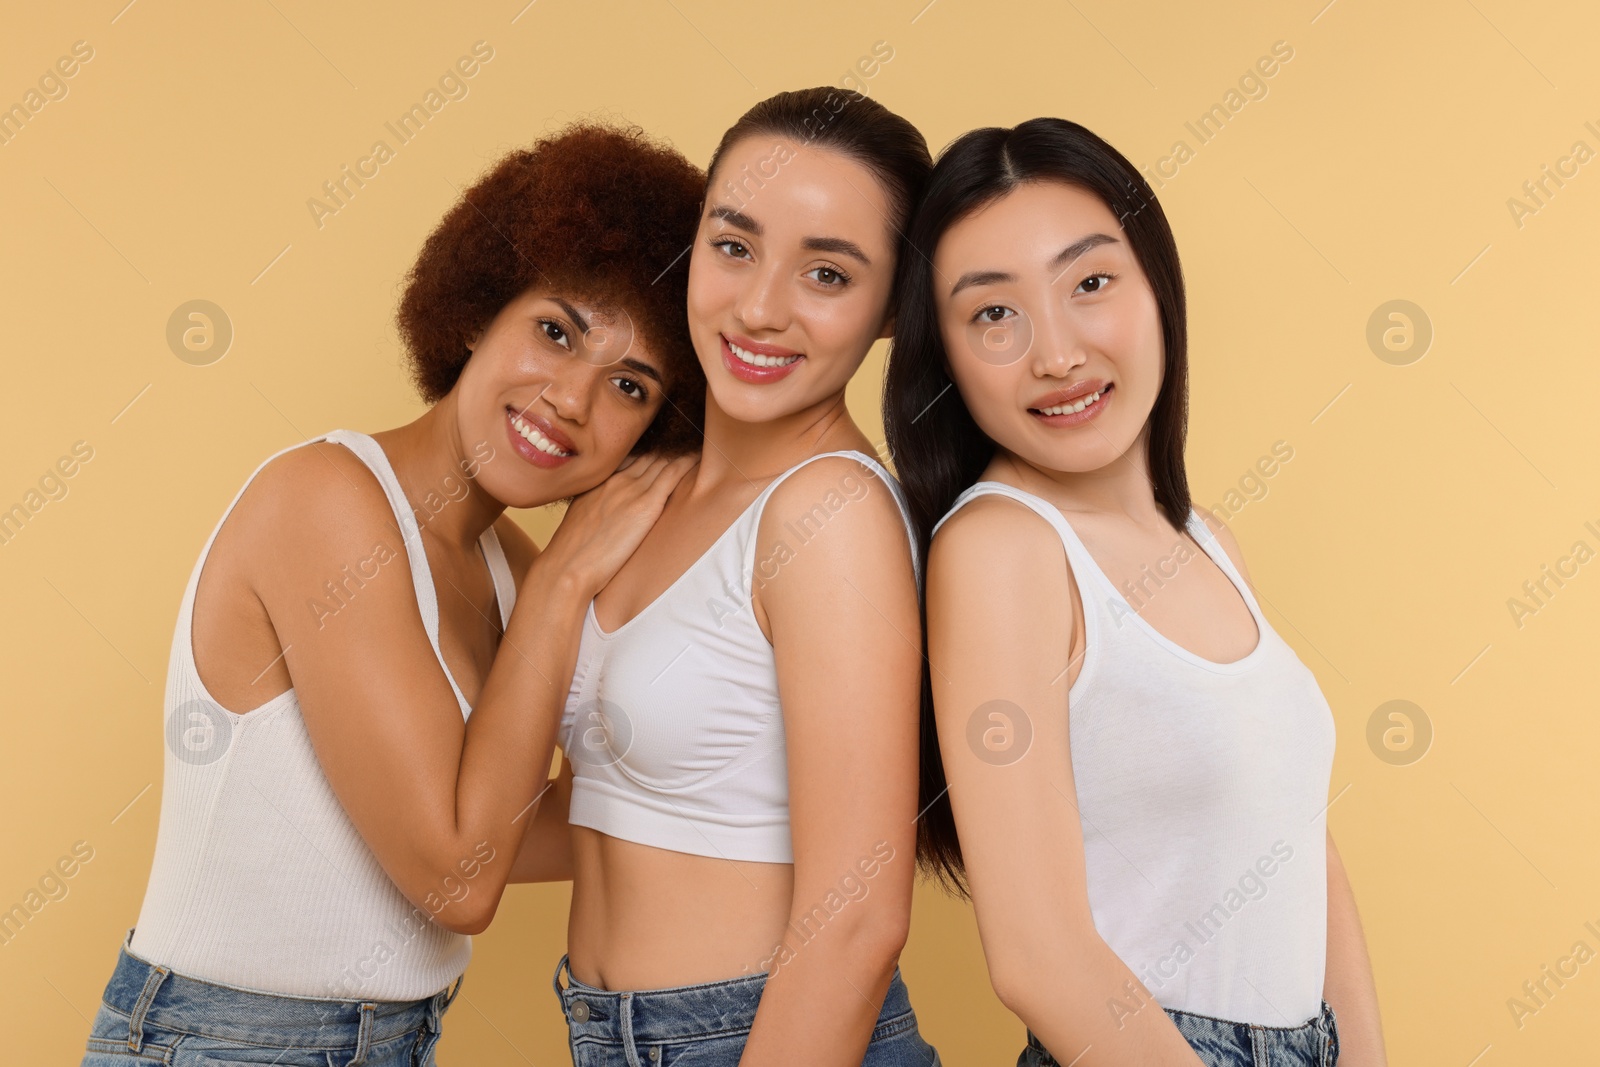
878;312;896;341
466;328;483;352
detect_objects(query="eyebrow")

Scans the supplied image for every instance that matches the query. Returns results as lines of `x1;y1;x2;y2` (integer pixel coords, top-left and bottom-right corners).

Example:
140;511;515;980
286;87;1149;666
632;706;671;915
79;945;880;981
617;357;663;385
546;299;662;382
803;235;871;266
549;297;590;336
709;204;760;233
949;233;1121;297
708;204;872;266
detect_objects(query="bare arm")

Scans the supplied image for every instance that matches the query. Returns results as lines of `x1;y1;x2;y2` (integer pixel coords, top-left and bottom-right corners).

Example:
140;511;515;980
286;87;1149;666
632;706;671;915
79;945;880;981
737;459;922;1066
508;755;575;883
1324;830;1387;1064
255;447;693;933
927;496;1205;1066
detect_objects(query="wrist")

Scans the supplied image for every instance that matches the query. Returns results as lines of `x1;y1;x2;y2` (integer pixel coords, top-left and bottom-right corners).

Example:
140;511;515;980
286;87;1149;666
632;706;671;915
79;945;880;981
526;551;600;606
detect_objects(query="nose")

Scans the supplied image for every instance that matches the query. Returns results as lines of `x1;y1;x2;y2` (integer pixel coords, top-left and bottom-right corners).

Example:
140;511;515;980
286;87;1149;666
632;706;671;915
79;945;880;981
733;260;791;335
542;360;601;425
1029;299;1087;378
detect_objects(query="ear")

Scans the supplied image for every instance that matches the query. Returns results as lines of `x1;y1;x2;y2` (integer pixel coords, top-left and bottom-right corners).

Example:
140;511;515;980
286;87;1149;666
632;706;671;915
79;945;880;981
465;327;483;352
877;310;896;341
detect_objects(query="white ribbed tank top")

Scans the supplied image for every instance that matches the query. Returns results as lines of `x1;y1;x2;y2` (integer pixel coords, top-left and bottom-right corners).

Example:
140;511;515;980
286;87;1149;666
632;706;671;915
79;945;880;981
128;429;517;1001
934;482;1335;1025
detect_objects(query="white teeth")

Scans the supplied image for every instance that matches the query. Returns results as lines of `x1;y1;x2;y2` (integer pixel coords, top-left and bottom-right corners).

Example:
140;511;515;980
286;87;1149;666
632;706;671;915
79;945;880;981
509;412;572;456
1037;391;1102;416
728;339;801;368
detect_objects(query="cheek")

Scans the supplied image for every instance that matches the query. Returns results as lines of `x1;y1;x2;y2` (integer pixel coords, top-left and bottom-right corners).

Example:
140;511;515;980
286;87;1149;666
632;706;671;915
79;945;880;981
686;253;730;327
799;290;886;369
1095;292;1164;383
944;343;1020;436
595;394;664;455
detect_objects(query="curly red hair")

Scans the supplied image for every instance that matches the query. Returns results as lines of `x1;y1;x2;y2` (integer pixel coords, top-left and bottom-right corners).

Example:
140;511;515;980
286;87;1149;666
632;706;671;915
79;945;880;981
398;122;706;454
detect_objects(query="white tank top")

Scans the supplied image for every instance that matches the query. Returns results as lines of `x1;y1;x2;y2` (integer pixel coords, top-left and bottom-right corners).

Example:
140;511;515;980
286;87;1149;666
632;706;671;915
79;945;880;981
129;429;517;1000
558;451;918;864
933;482;1334;1025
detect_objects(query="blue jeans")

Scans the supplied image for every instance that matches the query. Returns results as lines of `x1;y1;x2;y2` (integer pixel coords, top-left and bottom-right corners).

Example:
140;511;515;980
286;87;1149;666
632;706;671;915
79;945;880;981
552;954;941;1066
1019;999;1339;1067
81;928;461;1066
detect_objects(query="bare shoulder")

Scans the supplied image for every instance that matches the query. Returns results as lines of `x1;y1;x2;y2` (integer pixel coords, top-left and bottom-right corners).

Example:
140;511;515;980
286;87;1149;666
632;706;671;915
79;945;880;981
1193;503;1252;583
247;439;390;530
491;513;540;584
226;439;400;579
928;490;1066;590
760;453;911;566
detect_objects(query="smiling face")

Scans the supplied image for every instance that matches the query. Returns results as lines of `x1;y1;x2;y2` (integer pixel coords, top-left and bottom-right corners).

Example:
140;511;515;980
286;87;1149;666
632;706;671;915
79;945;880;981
934;180;1165;477
687;136;899;424
451;285;669;507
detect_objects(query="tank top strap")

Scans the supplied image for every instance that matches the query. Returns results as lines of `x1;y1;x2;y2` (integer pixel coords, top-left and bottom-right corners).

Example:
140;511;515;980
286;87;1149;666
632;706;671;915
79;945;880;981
175;431;337;712
744;449;921;581
321;429;473;717
933;480;1128;611
1182;510;1268;624
478;524;516;631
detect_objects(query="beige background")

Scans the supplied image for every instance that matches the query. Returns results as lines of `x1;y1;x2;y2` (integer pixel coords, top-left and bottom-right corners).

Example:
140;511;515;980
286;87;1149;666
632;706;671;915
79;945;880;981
3;0;1597;1062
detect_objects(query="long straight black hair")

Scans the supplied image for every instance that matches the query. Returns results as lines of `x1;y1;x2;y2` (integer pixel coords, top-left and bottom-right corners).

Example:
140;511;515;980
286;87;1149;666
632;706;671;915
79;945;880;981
882;117;1192;896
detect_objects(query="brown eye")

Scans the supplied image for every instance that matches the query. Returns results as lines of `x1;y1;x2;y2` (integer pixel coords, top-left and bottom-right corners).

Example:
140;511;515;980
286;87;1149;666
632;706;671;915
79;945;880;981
1075;272;1115;295
538;319;572;350
611;376;648;403
804;265;850;287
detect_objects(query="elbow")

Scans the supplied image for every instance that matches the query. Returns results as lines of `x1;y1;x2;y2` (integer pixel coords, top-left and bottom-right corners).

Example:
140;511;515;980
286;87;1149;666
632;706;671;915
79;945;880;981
870;907;912;964
985;931;1086;1023
412;866;507;935
987;959;1035;1020
819;902;911;972
431;894;498;936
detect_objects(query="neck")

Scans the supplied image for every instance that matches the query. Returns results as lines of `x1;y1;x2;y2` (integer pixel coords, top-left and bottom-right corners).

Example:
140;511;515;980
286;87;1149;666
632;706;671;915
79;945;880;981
997;424;1169;526
694;386;871;490
370;397;507;553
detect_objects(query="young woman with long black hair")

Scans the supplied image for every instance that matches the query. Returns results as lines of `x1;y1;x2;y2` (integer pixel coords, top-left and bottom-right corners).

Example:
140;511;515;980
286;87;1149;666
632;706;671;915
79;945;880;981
884;118;1386;1066
80;123;705;1067
547;88;942;1065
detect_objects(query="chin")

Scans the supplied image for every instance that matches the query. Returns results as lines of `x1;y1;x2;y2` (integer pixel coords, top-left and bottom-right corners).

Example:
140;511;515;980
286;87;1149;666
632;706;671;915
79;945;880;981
705;380;783;425
490;469;569;511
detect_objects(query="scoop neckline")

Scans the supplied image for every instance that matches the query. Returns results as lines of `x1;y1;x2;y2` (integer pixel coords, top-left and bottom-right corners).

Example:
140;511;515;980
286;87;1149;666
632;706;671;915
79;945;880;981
969;481;1269;674
184;429;507;719
588;448;889;641
1102;510;1268;673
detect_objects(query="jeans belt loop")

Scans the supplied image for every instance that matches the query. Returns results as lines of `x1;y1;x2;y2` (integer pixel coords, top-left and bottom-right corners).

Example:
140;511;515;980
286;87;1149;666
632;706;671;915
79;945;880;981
551;954;571;999
428;974;462;1034
345;1002;375;1066
126;963;170;1053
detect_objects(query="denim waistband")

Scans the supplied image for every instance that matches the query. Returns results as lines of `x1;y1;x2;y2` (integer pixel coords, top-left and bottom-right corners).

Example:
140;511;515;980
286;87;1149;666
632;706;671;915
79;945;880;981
552;954;915;1044
1026;997;1337;1063
102;928;461;1053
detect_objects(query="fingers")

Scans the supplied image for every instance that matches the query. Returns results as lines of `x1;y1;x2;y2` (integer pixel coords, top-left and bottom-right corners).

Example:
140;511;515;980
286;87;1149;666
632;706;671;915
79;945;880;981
643;454;698;505
624;452;669;480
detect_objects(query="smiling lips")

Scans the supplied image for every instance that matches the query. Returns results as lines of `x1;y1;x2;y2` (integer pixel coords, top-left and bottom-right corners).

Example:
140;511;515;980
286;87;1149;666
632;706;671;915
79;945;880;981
506;406;576;469
721;332;804;384
1028;381;1113;426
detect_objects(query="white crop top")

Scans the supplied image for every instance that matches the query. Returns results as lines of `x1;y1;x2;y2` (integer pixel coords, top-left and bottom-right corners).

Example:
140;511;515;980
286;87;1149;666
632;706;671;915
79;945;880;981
129;429;517;1000
558;451;918;864
933;481;1335;1026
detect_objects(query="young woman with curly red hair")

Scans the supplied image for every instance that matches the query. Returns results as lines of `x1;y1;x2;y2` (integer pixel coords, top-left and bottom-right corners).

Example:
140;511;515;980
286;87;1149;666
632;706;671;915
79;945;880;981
79;122;706;1067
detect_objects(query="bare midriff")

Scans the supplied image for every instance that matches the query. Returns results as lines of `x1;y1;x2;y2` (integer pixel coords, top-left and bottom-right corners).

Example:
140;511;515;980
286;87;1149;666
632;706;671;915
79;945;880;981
567;826;796;991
